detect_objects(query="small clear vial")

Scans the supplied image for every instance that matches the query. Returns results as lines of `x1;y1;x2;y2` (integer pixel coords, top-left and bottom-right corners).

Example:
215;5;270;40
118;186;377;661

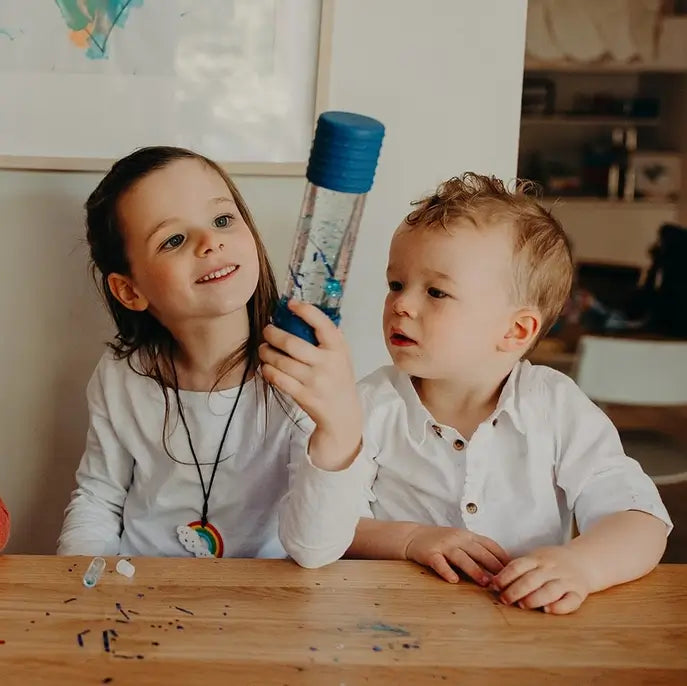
82;556;106;588
115;558;135;578
273;111;385;344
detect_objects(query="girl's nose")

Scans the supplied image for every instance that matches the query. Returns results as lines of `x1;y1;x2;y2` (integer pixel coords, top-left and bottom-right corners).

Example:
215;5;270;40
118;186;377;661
196;229;224;257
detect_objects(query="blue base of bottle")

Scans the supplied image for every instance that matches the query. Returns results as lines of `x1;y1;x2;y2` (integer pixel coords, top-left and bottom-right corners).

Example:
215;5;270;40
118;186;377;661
272;296;341;345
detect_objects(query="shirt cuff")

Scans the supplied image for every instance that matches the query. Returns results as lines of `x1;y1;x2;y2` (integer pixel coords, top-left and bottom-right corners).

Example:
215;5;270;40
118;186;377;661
575;479;673;535
279;441;376;568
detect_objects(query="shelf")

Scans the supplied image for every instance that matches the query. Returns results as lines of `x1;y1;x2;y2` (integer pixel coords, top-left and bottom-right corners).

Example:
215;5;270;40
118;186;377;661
521;115;659;127
541;197;678;209
524;59;687;73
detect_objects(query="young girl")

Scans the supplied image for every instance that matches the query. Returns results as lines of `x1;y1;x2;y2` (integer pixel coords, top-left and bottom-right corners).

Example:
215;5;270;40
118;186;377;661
58;146;367;566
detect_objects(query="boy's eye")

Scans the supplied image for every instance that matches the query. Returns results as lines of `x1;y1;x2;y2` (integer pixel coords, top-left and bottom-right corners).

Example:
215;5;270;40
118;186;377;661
162;234;185;250
388;281;402;292
214;214;233;228
428;287;447;299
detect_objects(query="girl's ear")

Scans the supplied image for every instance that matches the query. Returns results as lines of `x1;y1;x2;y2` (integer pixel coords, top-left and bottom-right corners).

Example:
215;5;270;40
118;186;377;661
107;273;149;312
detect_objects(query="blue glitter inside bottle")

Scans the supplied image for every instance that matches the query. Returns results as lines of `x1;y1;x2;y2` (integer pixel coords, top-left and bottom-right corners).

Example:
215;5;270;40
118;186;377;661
272;111;385;344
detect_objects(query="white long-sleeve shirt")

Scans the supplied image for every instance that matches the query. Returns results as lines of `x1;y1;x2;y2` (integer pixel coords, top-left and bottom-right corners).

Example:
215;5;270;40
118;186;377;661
58;352;368;566
355;362;672;557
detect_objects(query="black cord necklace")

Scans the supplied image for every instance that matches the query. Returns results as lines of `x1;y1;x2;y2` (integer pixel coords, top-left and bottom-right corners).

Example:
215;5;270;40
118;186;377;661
171;359;249;556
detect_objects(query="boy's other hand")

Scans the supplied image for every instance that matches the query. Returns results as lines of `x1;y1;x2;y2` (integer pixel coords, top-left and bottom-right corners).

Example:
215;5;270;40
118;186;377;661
491;545;591;614
405;525;510;586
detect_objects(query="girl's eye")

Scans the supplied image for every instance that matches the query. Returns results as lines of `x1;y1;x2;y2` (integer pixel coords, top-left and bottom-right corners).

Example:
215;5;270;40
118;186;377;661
162;234;185;249
388;281;402;292
428;287;447;299
214;214;233;228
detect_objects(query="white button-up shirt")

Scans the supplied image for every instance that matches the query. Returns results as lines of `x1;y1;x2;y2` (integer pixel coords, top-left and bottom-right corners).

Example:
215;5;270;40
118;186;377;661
357;361;672;557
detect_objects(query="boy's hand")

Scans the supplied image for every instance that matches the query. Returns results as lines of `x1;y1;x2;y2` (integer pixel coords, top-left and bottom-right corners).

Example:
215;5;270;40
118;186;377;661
491;545;591;614
260;299;362;471
405;525;510;586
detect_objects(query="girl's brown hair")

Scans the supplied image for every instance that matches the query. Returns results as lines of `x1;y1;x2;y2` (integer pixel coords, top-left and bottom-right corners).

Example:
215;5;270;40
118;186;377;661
85;146;280;441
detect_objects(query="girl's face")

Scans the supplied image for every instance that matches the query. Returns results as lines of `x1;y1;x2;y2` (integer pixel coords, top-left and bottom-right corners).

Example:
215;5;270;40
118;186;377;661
108;158;261;330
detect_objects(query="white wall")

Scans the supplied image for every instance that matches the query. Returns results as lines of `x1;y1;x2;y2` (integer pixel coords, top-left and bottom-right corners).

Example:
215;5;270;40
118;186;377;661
332;0;528;377
0;0;527;554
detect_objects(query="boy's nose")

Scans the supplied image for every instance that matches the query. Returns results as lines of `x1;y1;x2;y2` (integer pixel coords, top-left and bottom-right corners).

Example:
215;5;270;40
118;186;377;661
392;294;417;318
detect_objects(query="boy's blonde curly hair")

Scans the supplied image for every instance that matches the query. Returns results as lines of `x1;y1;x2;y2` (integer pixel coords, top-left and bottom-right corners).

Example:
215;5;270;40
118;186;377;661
406;173;573;338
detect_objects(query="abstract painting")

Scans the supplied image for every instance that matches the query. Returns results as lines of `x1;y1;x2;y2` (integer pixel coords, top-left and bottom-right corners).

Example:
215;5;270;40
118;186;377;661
54;0;145;60
0;0;326;170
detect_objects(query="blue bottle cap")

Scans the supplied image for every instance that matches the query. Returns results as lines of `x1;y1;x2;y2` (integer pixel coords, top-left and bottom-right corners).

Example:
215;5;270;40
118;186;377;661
306;111;385;194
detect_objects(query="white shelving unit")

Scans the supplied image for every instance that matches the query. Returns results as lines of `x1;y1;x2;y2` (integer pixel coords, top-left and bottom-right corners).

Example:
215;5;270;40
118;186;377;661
524;59;687;74
518;56;687;265
521;115;660;127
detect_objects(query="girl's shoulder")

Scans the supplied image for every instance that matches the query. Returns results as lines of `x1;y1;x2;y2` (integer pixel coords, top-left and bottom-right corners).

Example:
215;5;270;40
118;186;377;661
87;349;161;405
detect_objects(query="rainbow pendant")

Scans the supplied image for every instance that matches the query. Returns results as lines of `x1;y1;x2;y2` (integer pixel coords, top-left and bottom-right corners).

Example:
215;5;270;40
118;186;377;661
176;520;225;558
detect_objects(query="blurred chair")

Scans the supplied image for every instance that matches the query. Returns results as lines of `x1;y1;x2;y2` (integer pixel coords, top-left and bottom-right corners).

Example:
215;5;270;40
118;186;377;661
575;335;687;485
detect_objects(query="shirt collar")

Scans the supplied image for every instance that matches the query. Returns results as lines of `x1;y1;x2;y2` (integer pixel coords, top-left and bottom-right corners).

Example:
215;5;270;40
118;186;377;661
491;360;527;435
389;361;528;441
390;368;438;445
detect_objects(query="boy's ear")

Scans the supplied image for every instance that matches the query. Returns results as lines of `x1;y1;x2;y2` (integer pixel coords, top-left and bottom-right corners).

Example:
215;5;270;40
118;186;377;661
499;307;542;354
107;273;149;312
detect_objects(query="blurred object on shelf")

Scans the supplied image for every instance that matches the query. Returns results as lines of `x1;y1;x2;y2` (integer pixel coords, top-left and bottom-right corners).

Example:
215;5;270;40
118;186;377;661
607;127;626;198
522;77;556;114
568;93;659;117
632;151;682;200
525;151;583;195
582;140;615;197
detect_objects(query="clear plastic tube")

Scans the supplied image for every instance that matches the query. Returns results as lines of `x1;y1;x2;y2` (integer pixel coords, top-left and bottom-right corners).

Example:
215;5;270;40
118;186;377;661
273;111;384;343
282;184;366;317
82;556;106;588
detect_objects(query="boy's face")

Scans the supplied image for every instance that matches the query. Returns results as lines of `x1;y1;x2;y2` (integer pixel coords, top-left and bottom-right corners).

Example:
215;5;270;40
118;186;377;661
383;220;518;380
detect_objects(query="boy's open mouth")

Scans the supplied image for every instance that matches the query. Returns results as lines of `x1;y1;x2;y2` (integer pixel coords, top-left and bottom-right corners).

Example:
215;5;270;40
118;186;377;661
390;331;417;346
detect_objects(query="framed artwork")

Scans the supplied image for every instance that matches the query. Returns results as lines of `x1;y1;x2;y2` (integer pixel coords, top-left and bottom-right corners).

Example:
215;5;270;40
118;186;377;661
0;0;332;174
632;151;682;200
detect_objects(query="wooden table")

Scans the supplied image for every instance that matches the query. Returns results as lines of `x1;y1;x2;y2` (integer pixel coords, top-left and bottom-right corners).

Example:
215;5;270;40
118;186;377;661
1;557;686;685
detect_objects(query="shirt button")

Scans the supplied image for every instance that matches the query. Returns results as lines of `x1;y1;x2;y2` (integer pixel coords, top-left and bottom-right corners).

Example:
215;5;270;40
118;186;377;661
453;439;465;451
492;418;498;426
432;424;443;438
465;502;478;514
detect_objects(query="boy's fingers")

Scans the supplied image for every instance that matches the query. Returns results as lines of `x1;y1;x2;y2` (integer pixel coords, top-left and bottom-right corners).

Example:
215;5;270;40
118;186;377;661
477;536;511;566
499;568;552;605
446;549;490;586
286;299;343;349
464;543;505;576
492;555;538;591
519;580;566;610
427;552;460;584
544;591;583;615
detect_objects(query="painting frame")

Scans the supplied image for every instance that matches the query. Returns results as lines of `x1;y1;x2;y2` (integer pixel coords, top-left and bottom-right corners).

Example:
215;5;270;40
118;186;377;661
0;0;333;176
